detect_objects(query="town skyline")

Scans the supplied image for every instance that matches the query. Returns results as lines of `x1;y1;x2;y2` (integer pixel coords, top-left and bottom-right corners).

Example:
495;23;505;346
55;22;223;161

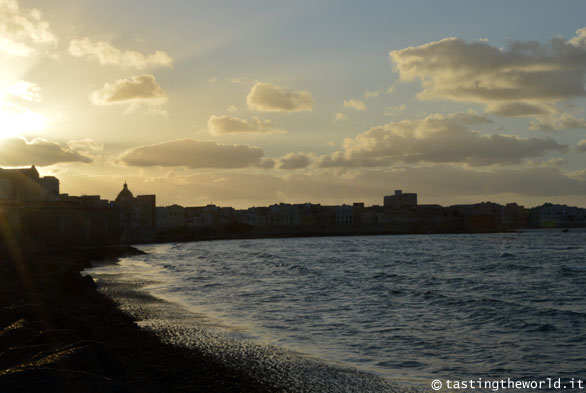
3;164;584;248
1;1;586;208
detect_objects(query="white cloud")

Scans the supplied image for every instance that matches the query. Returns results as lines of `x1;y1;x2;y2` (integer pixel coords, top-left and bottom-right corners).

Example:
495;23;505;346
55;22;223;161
334;112;348;121
69;38;172;69
576;139;586;152
247;82;314;112
0;0;56;57
67;138;104;160
343;99;367;111
207;115;285;135
6;80;41;102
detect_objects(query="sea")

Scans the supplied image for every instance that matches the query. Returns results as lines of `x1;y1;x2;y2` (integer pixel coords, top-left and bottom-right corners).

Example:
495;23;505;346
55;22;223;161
86;229;586;392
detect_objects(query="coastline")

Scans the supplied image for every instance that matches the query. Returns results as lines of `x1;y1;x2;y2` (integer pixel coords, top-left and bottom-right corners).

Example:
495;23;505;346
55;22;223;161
0;246;273;393
88;255;412;393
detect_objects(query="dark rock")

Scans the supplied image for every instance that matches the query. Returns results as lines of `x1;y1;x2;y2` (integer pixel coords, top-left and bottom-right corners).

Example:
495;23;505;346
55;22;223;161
58;269;85;295
82;275;97;290
0;304;49;330
0;368;128;393
28;345;104;377
0;344;56;370
0;319;39;351
61;340;126;380
26;329;79;347
67;317;93;338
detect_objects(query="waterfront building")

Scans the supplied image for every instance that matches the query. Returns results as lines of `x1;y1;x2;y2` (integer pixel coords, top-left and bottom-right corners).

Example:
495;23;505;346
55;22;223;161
384;190;417;209
0;165;59;201
156;204;186;230
114;182;156;243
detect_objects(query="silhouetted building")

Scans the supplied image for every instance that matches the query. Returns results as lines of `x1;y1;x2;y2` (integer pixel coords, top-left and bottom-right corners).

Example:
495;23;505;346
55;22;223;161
0;165;59;201
0;199;120;250
157;204;186;229
335;204;353;224
114;182;156;243
531;203;585;227
384;190;417;209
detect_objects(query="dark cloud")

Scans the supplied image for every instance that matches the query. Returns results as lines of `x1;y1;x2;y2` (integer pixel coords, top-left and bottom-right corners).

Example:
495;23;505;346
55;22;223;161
0;137;92;166
95;165;586;208
389;29;586;128
119;139;265;169
277;152;313;170
485;102;552;117
529;113;586;131
317;112;566;167
207;115;284;135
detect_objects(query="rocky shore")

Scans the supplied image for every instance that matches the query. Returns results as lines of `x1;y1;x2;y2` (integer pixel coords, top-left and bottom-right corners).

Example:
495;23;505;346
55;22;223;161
0;246;272;393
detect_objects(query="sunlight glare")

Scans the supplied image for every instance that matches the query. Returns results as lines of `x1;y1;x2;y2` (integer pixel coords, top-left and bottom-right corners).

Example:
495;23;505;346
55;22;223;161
0;100;47;138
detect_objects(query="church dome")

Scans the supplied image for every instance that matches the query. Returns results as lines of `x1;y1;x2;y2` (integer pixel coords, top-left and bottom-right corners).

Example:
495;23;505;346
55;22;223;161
115;182;134;201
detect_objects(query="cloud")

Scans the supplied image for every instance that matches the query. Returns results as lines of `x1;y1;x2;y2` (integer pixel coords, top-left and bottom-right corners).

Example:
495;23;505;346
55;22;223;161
576;139;586;152
0;0;55;57
256;158;276;169
343;99;367;111
69;38;172;69
485;102;553;117
276;152;313;170
119;139;265;169
383;104;406;117
86;165;586;209
364;89;381;98
529;113;586;131
67;138;103;160
389;29;586;125
207;115;285;135
317;112;566;167
90;74;167;113
6;80;41;102
334;112;348;121
246;82;314;112
0;137;92;166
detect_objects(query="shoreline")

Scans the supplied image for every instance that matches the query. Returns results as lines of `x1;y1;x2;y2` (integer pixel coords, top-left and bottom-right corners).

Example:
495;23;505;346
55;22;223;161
0;246;273;393
88;258;411;393
152;226;521;245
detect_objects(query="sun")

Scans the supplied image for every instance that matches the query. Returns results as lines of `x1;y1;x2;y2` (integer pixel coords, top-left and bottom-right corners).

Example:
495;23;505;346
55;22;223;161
0;100;47;138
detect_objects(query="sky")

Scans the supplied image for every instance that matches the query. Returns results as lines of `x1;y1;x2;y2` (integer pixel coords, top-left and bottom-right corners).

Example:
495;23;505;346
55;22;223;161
1;0;586;208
